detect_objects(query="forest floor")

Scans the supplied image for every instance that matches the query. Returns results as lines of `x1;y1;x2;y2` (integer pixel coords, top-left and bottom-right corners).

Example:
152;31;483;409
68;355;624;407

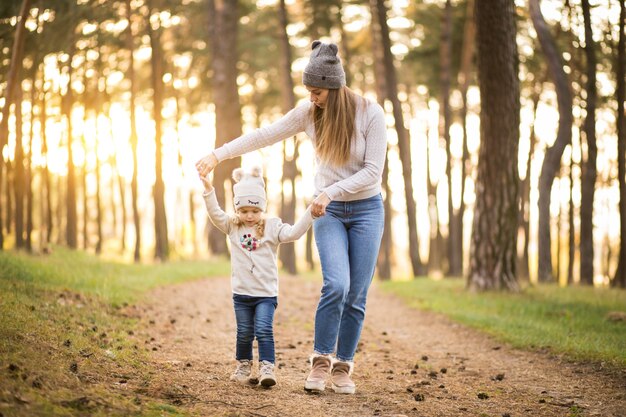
127;274;626;417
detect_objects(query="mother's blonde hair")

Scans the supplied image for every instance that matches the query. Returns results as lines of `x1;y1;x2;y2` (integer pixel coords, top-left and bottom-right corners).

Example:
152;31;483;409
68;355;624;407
312;87;364;166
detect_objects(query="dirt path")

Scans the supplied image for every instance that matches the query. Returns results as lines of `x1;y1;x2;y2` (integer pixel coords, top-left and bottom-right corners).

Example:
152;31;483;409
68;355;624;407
132;275;626;417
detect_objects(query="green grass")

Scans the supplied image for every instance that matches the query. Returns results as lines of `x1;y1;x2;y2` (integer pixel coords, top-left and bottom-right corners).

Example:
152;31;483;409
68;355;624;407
0;246;230;306
381;278;626;367
0;247;229;416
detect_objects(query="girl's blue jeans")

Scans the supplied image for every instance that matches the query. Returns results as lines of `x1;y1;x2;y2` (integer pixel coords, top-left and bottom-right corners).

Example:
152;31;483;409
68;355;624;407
232;294;277;363
312;194;385;362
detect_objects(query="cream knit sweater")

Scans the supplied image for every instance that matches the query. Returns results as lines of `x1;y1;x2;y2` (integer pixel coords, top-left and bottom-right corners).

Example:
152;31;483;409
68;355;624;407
213;100;387;202
203;189;314;297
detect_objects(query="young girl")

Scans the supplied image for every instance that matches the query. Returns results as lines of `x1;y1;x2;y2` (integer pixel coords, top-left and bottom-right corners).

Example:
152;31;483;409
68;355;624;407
200;166;314;387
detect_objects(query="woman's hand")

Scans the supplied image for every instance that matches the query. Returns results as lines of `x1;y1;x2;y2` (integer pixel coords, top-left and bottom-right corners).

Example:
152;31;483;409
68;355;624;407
196;153;218;178
311;192;331;217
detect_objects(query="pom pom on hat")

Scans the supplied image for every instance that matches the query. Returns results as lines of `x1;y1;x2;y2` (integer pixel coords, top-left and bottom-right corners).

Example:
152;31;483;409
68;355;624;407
232;167;267;211
302;40;346;89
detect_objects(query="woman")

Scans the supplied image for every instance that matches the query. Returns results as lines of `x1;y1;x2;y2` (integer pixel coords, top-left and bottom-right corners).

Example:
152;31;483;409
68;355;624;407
196;40;386;394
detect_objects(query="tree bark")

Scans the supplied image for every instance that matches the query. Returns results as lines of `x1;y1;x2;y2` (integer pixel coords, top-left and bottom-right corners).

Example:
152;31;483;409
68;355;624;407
372;0;425;277
530;0;573;283
370;3;392;280
457;0;476;280
39;64;52;248
207;0;242;256
0;0;32;249
277;0;298;275
148;6;169;261
14;83;25;249
568;140;575;285
64;46;78;249
579;0;597;285
125;0;141;262
468;0;520;291
519;91;540;281
613;0;626;288
441;0;461;277
26;77;35;252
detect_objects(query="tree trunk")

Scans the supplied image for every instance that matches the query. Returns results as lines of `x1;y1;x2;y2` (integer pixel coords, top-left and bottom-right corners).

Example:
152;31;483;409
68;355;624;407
425;107;443;275
277;0;298;274
64;46;78;249
372;0;425;277
568;142;575;285
95;114;103;255
81;110;89;250
579;0;597;286
530;0;573;283
441;0;461;277
26;78;35;252
14;83;25;249
207;0;242;256
370;0;392;280
614;0;626;288
519;91;540;280
148;6;169;261
468;0;520;291
457;0;475;280
39;65;52;248
125;0;141;262
0;0;32;249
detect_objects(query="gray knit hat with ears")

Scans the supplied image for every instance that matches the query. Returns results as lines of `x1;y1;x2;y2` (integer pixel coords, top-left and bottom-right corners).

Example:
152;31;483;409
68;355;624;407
232;167;267;211
302;40;346;89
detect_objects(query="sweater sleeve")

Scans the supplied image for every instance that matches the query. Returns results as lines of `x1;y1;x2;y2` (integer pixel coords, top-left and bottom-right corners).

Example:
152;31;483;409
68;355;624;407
276;206;315;243
213;102;311;162
323;103;388;200
202;189;231;234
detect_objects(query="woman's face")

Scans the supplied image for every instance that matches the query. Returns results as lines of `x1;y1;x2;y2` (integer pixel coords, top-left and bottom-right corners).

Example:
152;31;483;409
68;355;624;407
306;86;329;108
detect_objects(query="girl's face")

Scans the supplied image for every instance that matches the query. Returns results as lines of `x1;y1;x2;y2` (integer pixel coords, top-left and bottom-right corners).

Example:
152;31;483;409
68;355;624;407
236;206;263;227
306;86;329;108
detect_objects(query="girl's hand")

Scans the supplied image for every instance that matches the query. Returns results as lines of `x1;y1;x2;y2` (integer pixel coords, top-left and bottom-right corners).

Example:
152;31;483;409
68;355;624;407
200;174;213;192
311;192;330;217
196;153;218;178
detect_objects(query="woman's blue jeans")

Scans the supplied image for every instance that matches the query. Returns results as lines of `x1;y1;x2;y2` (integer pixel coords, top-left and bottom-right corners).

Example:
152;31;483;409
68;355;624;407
232;294;277;363
312;194;384;362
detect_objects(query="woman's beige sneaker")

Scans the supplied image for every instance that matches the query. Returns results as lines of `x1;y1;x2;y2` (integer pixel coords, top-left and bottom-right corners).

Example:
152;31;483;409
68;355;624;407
331;360;356;394
229;359;252;384
259;360;277;387
304;354;331;392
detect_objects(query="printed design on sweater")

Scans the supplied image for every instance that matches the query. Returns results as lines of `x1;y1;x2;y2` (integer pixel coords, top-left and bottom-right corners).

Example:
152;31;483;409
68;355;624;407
240;233;259;251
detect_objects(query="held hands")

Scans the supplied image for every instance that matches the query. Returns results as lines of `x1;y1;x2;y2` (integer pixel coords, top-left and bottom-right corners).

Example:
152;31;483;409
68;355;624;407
311;193;330;217
199;174;213;192
196;153;218;178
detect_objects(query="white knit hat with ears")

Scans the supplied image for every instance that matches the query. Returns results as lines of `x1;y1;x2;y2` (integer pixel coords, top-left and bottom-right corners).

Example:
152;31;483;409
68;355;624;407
232;166;267;211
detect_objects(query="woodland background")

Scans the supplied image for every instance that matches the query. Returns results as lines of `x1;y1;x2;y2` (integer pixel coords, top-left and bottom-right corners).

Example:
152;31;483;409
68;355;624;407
1;0;625;291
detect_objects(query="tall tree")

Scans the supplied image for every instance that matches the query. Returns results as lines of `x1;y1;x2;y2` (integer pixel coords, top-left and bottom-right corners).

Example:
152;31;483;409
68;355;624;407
440;0;461;276
207;0;242;256
370;0;392;279
372;0;425;277
519;90;540;280
148;4;169;261
64;44;78;249
14;83;25;249
614;0;626;288
468;0;520;291
277;0;298;274
0;0;32;249
456;0;476;279
579;0;597;285
125;0;141;262
530;0;573;282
